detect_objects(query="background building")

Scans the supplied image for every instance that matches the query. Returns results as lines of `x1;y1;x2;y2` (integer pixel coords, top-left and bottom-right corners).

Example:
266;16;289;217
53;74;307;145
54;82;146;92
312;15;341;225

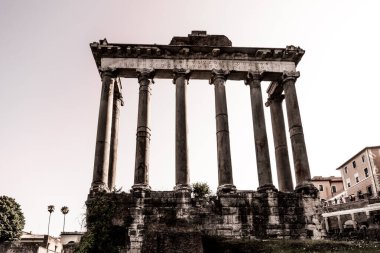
337;146;380;199
311;176;344;201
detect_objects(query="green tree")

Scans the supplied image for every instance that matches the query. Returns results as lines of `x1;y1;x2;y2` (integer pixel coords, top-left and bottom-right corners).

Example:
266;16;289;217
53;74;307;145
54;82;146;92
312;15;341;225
0;196;25;242
192;182;211;198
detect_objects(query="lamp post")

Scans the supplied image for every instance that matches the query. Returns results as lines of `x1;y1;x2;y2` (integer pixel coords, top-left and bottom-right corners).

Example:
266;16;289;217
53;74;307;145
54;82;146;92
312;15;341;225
47;205;55;252
61;206;69;233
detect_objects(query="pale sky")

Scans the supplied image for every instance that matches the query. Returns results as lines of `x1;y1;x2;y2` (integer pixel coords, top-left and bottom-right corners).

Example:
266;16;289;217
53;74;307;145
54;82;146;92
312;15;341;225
1;0;380;237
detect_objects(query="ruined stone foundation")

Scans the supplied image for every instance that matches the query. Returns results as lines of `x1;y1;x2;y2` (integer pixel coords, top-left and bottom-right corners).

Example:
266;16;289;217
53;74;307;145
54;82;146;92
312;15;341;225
85;188;324;253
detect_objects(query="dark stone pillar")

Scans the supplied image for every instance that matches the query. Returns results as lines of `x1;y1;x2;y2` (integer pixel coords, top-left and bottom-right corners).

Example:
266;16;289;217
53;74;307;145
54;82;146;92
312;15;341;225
173;69;191;191
268;93;293;192
108;85;123;191
91;70;115;192
132;69;154;191
282;71;312;191
245;72;274;191
210;69;236;193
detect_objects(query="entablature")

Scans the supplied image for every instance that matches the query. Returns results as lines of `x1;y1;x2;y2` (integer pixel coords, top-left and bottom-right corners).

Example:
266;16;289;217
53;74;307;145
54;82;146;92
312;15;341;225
90;33;304;82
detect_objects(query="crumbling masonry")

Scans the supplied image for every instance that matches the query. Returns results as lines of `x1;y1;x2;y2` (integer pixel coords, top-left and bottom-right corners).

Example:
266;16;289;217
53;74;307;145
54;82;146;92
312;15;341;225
87;31;325;252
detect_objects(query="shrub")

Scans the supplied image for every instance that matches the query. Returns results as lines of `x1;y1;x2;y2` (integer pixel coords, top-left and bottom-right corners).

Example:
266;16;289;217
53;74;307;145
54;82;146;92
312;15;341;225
192;182;211;198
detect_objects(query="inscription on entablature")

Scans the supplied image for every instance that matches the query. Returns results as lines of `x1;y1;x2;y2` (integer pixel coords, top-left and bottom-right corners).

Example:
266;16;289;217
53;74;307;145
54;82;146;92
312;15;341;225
101;58;296;73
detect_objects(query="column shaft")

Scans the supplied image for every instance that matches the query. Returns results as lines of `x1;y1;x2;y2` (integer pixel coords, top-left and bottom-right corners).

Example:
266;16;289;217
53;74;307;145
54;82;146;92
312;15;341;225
246;72;273;189
211;70;235;192
269;94;293;192
174;70;190;190
133;69;154;190
282;71;311;189
324;217;330;232
337;215;343;232
108;91;122;190
91;71;115;192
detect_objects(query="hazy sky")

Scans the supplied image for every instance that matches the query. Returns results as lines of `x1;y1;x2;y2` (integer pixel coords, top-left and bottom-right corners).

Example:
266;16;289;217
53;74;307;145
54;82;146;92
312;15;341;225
1;0;380;237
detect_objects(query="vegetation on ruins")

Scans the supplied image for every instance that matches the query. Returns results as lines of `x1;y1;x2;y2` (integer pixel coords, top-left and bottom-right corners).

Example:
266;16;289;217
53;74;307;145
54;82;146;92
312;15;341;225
192;182;211;198
0;195;25;243
75;192;129;253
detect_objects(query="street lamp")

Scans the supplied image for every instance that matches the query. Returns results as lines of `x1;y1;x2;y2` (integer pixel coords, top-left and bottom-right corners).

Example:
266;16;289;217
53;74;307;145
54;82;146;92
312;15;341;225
47;205;55;252
61;206;69;233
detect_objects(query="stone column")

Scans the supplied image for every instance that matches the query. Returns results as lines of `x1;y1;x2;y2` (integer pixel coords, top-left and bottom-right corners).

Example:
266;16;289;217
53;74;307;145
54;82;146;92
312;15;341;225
282;71;312;191
245;72;274;191
337;215;343;232
173;69;191;191
132;69;154;191
210;69;236;193
91;70;115;192
351;213;357;230
108;86;123;191
268;93;294;192
324;217;330;232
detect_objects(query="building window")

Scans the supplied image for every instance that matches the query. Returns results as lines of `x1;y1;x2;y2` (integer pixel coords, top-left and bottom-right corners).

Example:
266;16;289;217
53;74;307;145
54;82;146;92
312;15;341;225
362;155;365;162
331;185;337;193
368;186;373;196
354;172;359;183
353;161;356;168
319;185;323;191
344;167;347;174
364;168;369;178
347;178;351;188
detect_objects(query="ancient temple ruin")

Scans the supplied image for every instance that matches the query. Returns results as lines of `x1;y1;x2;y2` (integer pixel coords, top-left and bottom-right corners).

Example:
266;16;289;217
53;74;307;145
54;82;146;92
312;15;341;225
86;31;324;252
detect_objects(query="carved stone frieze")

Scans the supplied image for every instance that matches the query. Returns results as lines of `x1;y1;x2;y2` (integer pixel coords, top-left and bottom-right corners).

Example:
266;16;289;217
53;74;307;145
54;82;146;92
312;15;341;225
90;32;305;77
91;42;305;62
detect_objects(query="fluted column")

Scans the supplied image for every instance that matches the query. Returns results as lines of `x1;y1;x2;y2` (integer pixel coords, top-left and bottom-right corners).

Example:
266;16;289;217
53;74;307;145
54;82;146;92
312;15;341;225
173;69;191;191
210;69;236;193
282;71;312;191
268;93;293;192
132;69;154;191
108;85;124;191
91;70;115;192
245;72;274;191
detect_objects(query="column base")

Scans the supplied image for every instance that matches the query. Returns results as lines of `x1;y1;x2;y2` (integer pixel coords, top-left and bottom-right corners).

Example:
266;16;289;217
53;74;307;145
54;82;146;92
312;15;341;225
131;184;151;196
174;184;192;192
175;185;192;207
217;184;236;194
90;182;110;194
295;182;318;196
257;184;277;193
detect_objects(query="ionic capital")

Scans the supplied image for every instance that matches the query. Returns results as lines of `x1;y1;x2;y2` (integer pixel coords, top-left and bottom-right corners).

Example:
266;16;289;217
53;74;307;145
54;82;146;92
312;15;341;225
172;69;190;84
244;71;264;86
209;69;230;84
281;71;300;84
100;68;118;79
137;68;155;83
